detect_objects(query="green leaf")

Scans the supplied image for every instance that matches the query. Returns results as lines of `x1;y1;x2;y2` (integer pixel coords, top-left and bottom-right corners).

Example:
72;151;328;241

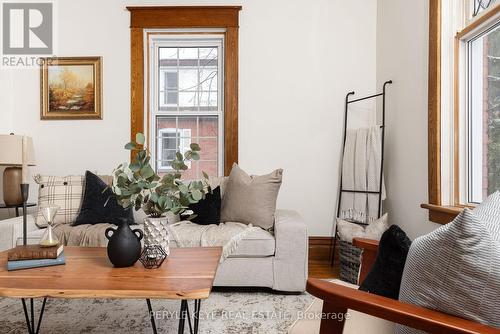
191;152;200;161
178;184;188;194
149;193;159;203
158;196;166;208
124;142;136;150
192;189;202;201
184;150;193;160
202;171;209;179
140;165;155;179
136;133;145;145
176;152;183;161
129;162;141;172
190;143;201;151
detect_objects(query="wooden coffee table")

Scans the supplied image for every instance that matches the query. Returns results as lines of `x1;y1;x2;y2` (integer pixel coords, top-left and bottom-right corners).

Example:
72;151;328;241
0;246;222;334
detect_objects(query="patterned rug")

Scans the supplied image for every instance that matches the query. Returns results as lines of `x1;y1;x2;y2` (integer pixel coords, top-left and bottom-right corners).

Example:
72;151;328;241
0;290;314;334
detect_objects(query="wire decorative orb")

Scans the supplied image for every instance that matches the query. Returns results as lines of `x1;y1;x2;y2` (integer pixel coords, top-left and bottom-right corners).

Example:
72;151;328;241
139;245;167;269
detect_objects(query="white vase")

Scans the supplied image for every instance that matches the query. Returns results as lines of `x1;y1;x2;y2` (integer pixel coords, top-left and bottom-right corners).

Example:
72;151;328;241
143;216;170;256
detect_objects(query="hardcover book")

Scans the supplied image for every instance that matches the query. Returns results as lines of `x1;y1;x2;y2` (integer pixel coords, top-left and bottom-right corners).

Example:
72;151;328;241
7;245;64;261
7;253;66;271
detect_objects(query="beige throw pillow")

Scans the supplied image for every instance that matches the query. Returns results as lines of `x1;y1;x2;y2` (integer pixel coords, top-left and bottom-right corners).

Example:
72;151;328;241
336;213;389;243
220;164;283;230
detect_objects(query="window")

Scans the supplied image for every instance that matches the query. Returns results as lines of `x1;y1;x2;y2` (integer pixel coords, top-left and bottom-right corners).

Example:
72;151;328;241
127;6;241;177
425;0;500;223
150;35;224;179
473;0;498;17
157;128;192;171
466;22;500;203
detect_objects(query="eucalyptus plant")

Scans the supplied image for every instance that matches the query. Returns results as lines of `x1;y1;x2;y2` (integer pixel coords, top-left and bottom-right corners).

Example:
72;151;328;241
110;133;211;218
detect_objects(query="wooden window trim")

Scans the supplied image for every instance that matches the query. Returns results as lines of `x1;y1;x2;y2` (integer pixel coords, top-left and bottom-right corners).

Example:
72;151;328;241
425;0;453;224
127;6;242;176
425;1;500;224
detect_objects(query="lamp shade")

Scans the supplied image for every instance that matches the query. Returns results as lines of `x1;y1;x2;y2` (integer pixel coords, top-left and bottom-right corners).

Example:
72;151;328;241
0;134;36;166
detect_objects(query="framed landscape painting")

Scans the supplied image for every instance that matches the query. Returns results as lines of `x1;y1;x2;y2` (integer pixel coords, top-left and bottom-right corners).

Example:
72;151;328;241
40;57;102;120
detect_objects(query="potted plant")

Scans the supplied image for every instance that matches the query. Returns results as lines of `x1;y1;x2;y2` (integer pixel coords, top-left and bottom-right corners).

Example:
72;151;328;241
109;133;211;260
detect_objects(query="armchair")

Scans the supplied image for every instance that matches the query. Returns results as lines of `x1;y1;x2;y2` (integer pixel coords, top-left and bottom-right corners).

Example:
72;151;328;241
303;238;500;334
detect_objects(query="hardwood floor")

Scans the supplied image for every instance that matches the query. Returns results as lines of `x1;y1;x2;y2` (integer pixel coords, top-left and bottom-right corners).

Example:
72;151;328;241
308;237;340;279
309;258;339;279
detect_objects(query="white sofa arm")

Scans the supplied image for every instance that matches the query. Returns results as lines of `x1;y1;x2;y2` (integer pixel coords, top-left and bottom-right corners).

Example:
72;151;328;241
273;209;308;292
0;214;38;251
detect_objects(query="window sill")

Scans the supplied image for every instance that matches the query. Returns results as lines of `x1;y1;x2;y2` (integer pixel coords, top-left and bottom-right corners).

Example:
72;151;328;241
420;203;464;225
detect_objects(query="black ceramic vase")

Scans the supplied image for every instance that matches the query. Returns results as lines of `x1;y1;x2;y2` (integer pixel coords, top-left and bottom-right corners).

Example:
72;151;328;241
105;219;143;268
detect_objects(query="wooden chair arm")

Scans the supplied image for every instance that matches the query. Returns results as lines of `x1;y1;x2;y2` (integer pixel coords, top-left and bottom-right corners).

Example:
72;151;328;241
352;237;379;251
352;237;380;285
306;278;500;334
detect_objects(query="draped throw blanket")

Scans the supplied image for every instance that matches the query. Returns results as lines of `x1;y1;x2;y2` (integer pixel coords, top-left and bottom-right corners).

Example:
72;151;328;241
54;221;261;263
169;221;261;262
340;126;386;223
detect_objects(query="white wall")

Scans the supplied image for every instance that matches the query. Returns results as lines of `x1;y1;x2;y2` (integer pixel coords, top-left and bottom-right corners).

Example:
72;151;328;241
0;0;378;235
376;0;440;239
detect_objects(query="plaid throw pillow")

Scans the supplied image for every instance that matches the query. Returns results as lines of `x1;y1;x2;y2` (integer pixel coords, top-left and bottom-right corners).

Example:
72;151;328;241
34;175;85;227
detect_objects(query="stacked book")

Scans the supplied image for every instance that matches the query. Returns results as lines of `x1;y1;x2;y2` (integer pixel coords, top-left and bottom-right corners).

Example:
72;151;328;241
7;245;65;271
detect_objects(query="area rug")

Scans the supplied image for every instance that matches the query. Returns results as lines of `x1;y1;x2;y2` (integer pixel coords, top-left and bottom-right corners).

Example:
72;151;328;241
0;290;314;334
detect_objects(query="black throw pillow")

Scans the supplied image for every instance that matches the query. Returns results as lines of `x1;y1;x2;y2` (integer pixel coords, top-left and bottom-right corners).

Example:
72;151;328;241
73;171;133;226
188;186;221;225
358;225;412;299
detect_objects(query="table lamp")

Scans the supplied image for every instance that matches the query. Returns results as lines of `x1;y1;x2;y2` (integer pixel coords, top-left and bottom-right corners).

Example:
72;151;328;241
0;134;36;245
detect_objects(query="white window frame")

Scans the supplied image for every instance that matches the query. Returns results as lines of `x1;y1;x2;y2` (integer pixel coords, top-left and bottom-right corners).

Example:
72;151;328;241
147;30;225;177
159;69;179;108
449;1;500;204
157;128;192;170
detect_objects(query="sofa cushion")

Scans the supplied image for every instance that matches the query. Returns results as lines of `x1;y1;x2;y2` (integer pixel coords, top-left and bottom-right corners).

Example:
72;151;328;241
221;164;283;230
228;227;275;257
168;224;275;258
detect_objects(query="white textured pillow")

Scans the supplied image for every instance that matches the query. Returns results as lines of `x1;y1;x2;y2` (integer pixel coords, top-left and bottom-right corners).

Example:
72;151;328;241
336;213;389;243
396;208;500;333
473;190;500;241
34;175;85;227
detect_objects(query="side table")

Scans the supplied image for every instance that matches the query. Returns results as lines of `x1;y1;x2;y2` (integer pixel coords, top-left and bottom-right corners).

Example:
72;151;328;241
0;203;36;217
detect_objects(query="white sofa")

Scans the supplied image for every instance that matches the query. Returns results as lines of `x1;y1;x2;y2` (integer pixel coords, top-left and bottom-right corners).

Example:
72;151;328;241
0;208;308;292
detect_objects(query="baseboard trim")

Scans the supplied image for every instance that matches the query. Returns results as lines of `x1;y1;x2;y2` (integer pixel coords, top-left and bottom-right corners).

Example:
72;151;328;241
309;236;334;262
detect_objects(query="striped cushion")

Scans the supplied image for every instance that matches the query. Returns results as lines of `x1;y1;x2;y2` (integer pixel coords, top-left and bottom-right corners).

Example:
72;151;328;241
396;208;500;333
473;191;500;241
35;175;85;226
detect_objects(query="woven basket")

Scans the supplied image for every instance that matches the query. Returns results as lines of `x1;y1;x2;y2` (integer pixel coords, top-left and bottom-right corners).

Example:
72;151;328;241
338;239;362;284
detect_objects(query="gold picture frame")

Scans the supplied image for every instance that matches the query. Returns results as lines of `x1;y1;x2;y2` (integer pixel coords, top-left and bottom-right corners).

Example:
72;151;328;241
40;57;102;120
